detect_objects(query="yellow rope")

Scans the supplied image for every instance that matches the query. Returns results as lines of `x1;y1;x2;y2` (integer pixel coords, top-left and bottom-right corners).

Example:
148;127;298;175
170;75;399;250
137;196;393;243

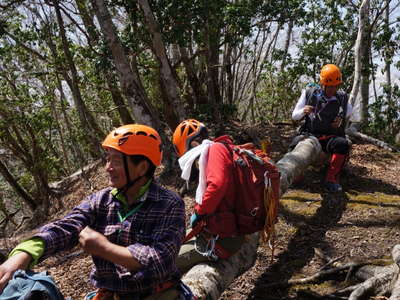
263;183;278;263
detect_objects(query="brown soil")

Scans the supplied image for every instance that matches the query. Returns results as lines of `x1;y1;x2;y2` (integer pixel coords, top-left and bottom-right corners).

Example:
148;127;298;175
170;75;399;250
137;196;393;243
1;123;399;300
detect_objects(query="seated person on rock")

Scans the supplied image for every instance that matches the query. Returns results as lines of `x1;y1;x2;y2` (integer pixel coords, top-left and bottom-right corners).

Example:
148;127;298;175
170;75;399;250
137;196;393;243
291;64;353;193
172;119;246;274
0;124;189;300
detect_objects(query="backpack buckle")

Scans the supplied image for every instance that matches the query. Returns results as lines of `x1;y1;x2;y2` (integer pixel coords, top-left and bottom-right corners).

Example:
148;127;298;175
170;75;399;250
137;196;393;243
250;207;259;216
235;158;246;167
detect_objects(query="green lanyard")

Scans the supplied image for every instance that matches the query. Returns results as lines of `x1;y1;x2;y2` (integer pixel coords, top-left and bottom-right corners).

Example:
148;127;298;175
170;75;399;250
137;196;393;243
118;201;145;223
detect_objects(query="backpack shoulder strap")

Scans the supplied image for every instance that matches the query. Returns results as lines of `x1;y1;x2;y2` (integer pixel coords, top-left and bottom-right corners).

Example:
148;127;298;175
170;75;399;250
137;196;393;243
305;84;320;105
335;90;349;132
217;140;237;158
336;91;348;113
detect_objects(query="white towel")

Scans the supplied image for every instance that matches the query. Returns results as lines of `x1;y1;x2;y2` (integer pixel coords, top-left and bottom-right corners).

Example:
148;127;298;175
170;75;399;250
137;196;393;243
178;139;214;204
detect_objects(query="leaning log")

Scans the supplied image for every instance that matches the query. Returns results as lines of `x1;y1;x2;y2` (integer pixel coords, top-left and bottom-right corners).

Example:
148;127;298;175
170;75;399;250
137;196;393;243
182;233;259;298
346;124;399;152
275;136;322;194
182;137;323;299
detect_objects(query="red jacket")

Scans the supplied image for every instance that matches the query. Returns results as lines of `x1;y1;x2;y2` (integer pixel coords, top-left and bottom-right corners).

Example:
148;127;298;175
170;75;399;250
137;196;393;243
194;135;238;237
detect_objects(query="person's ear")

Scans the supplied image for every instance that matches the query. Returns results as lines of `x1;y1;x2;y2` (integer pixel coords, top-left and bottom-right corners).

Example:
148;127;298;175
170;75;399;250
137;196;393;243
137;160;149;177
190;140;200;148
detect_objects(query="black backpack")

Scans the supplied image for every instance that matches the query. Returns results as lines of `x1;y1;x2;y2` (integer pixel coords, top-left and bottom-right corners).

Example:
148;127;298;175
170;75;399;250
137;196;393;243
299;84;348;136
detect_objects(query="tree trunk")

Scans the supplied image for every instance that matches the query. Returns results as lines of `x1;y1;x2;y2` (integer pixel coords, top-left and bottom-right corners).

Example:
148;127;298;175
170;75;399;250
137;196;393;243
55;72;87;168
384;0;394;136
384;0;392;103
25;124;52;210
206;30;222;107
0;159;37;211
360;34;371;126
47;81;71;174
75;0;98;47
0;90;52;210
241;24;280;122
349;0;370;125
91;0;161;130
38;17;88;164
281;20;293;72
204;18;222;120
182;137;323;299
104;72;135;125
75;0;134;125
54;0;104;152
137;0;184;128
179;46;208;107
169;44;180;65
224;43;234;106
8;121;52;209
396;132;400;145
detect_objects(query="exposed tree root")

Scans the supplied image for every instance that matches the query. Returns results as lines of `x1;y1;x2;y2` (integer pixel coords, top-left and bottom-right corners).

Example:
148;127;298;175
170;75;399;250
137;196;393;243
263;261;370;289
389;245;400;300
293;245;400;300
347;245;400;300
348;271;393;300
259;253;394;299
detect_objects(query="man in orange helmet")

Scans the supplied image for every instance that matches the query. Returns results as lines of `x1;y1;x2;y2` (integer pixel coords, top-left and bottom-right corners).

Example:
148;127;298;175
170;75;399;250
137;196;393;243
172;119;245;273
291;64;353;192
0;125;191;299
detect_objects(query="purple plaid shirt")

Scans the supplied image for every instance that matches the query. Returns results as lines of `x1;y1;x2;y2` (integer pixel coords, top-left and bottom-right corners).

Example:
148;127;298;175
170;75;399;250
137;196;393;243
34;182;185;295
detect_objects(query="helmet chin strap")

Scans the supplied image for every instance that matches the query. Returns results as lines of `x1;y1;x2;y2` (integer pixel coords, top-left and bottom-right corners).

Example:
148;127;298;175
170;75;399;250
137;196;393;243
115;155;144;197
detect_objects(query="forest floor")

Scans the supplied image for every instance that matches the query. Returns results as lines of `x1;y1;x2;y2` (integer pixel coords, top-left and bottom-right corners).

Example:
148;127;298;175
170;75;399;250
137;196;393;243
1;123;399;300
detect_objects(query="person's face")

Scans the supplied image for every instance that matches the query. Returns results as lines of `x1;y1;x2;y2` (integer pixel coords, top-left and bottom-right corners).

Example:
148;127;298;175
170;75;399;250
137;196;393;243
105;148;149;189
105;148;127;188
323;84;340;98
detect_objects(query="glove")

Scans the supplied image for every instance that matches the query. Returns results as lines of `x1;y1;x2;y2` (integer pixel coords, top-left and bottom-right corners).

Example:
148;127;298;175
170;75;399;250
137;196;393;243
190;212;204;228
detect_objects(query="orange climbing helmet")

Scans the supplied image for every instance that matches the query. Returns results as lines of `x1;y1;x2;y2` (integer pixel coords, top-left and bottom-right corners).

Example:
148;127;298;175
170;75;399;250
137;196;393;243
319;64;342;86
102;124;162;166
172;119;207;157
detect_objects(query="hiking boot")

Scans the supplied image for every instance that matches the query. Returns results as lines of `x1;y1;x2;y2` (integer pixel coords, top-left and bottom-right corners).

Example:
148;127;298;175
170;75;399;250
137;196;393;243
324;181;342;193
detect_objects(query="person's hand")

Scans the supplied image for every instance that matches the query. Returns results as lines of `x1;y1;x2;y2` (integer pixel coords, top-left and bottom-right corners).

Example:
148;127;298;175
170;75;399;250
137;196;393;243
79;226;110;256
0;252;31;292
190;213;199;228
303;105;314;115
331;116;343;128
190;212;204;228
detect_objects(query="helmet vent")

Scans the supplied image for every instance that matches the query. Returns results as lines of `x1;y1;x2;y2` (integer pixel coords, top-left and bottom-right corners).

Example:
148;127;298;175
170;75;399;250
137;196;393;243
187;127;194;135
118;136;129;146
148;134;157;140
136;131;158;140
